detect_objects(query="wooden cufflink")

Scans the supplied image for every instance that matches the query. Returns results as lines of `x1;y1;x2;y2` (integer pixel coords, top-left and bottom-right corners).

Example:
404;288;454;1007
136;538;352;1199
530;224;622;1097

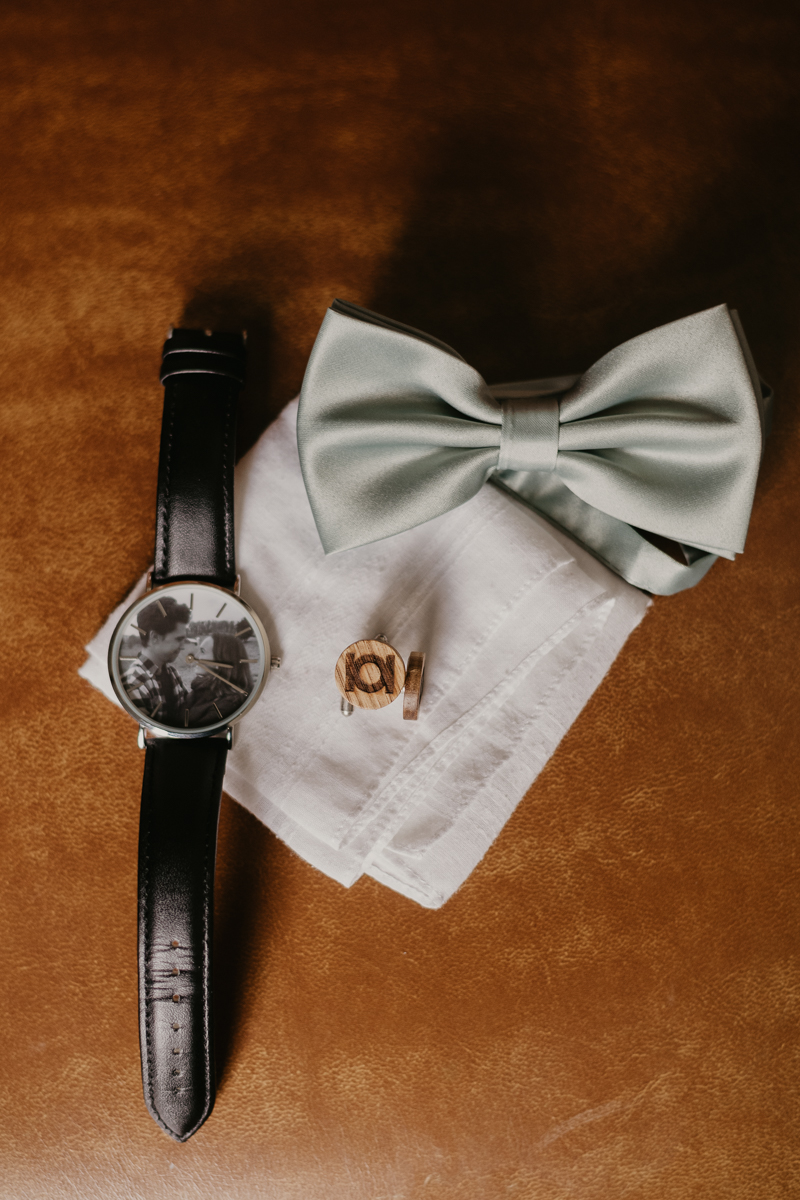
335;635;426;721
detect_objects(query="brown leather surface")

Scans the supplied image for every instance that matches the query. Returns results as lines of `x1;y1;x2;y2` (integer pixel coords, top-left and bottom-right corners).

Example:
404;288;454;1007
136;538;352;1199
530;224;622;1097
2;1;799;1196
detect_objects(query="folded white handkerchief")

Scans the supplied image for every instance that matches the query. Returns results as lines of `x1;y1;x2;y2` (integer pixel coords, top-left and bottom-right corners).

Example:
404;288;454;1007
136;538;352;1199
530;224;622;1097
80;398;650;907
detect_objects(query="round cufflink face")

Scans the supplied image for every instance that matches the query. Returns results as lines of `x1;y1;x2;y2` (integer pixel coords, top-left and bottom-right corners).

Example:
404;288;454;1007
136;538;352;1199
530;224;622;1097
108;581;270;738
335;639;406;710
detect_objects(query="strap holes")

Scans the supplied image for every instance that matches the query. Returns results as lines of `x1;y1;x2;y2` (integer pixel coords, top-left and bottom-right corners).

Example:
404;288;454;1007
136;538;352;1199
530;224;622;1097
171;967;180;976
170;940;180;948
172;1023;180;1031
172;994;181;1003
172;1048;182;1055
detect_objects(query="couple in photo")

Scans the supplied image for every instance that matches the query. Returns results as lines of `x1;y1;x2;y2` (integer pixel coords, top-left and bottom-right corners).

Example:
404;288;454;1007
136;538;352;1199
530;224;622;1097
122;596;252;727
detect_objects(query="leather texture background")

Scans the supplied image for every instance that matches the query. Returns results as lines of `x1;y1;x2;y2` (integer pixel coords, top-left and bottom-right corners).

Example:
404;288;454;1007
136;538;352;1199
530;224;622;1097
1;1;799;1197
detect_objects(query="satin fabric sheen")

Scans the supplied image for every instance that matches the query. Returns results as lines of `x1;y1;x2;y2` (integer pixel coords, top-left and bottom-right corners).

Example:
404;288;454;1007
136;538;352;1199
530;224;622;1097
297;301;768;594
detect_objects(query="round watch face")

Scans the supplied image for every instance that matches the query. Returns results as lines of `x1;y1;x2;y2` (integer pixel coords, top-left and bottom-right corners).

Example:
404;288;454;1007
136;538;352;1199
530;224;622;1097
108;582;270;737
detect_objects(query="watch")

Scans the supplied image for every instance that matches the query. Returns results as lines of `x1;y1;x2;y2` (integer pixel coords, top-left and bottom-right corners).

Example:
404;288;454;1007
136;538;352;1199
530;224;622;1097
108;328;271;1141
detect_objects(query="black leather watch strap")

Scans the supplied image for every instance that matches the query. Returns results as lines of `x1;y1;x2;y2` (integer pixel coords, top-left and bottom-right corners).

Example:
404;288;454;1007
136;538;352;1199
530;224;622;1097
135;327;246;1141
151;329;246;589
138;737;228;1141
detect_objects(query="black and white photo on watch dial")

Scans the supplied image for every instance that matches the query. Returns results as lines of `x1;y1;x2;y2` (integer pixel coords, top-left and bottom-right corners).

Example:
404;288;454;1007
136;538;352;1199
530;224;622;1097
114;585;263;730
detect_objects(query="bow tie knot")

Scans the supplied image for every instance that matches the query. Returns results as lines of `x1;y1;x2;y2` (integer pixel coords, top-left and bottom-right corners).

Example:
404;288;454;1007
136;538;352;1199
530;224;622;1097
498;397;560;473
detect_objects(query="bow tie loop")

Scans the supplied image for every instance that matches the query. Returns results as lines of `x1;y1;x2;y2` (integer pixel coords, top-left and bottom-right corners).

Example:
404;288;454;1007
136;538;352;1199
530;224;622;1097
498;397;560;473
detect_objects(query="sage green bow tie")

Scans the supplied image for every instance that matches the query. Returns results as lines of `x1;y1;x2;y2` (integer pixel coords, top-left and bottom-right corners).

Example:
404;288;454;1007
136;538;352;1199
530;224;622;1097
297;300;770;594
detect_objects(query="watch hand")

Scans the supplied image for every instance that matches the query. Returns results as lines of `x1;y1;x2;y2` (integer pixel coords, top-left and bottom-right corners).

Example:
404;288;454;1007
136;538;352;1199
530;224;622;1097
187;655;239;669
188;657;248;695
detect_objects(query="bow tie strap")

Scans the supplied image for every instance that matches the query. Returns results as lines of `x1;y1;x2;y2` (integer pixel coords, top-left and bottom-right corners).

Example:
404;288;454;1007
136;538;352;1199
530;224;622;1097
498;397;560;473
297;301;769;595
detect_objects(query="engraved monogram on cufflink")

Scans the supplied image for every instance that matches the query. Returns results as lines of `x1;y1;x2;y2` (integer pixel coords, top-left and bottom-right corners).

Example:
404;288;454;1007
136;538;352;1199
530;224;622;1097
334;634;426;721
